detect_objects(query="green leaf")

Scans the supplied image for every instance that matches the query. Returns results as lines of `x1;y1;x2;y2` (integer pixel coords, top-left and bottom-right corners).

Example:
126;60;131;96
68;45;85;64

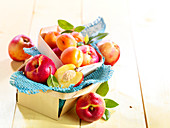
104;99;119;108
102;109;110;121
88;33;109;44
77;42;84;47
58;20;74;30
96;81;109;97
88;36;93;42
95;33;109;40
74;26;85;32
47;74;60;87
61;30;73;34
84;34;89;45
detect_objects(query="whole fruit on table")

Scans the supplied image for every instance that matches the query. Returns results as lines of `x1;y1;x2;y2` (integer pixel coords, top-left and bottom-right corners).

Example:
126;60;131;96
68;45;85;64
97;40;120;66
8;34;34;61
60;47;83;67
44;31;60;49
25;54;56;83
54;64;83;88
76;92;105;122
56;33;77;51
78;45;99;66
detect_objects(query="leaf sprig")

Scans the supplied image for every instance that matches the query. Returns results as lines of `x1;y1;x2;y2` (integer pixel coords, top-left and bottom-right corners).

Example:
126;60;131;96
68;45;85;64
58;19;108;45
58;19;85;34
84;32;108;45
47;74;60;87
96;81;119;121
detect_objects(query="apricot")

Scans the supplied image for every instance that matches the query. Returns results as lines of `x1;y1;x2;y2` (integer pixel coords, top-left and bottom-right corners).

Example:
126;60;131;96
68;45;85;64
71;32;84;42
44;31;60;49
60;47;83;67
56;33;77;51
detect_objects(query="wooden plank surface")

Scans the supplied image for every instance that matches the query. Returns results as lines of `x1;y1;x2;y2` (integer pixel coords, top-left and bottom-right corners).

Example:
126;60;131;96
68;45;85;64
0;0;34;128
81;0;146;127
129;0;170;127
3;0;167;128
29;0;82;45
13;104;80;128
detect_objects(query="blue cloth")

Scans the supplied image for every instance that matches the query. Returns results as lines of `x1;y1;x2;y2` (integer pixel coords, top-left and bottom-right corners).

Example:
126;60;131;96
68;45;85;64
10;64;113;94
23;47;41;56
81;16;106;38
9;17;113;110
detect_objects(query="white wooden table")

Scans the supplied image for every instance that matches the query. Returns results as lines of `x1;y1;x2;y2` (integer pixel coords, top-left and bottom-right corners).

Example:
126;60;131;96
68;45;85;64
0;0;170;127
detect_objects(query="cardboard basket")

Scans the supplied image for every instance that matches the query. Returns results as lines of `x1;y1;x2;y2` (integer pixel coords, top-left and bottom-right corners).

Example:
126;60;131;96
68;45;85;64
17;82;101;120
38;25;103;77
16;25;103;120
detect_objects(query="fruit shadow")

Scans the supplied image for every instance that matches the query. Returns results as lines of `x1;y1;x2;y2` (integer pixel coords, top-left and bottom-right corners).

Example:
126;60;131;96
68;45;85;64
80;109;117;126
10;60;24;71
0;59;23;81
16;104;80;127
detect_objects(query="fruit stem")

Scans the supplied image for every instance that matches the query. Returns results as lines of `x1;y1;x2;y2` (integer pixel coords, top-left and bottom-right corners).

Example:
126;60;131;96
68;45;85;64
74;67;78;72
88;52;92;55
35;64;39;68
23;38;29;43
89;106;94;111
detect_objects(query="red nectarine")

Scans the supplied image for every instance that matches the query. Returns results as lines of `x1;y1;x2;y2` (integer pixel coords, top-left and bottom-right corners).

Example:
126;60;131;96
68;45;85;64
97;40;120;66
76;92;105;122
78;45;99;66
8;35;34;61
25;54;56;83
54;64;83;88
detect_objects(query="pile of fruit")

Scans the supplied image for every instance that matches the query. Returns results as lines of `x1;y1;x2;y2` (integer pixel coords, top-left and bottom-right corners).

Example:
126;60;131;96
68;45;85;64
8;19;120;122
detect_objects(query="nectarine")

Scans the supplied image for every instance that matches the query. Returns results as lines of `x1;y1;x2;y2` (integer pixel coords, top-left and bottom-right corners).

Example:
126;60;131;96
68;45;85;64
25;54;56;83
8;35;34;61
76;92;105;122
78;45;99;66
54;64;83;88
52;47;62;59
97;40;120;66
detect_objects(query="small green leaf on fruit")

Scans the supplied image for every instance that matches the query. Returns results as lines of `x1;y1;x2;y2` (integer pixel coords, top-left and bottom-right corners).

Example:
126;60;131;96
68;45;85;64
74;26;85;32
84;34;89;45
77;42;84;47
47;74;60;87
102;109;110;121
96;81;109;97
61;30;73;34
58;20;74;30
104;99;119;108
